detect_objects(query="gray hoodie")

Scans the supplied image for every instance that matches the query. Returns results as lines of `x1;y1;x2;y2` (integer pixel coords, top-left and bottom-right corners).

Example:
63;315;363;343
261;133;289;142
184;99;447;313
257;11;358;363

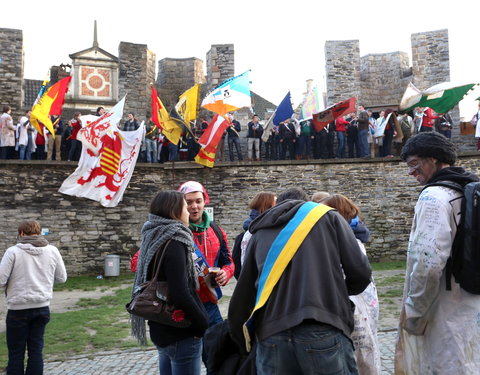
0;238;67;310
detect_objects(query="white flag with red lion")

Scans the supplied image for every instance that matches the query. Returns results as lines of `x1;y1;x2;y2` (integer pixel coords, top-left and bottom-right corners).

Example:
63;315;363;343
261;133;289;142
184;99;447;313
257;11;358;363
59;97;145;207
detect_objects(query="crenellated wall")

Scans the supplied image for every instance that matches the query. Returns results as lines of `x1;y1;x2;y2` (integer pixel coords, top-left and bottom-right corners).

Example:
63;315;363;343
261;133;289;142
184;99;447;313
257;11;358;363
1;155;479;275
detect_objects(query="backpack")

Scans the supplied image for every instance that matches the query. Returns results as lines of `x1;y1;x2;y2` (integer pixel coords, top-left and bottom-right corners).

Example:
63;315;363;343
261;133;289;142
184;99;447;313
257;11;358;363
422;181;480;294
209;221;232;268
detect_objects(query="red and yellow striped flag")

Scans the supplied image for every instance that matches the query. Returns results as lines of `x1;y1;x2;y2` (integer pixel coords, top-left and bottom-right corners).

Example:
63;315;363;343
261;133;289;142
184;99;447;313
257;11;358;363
30;76;72;137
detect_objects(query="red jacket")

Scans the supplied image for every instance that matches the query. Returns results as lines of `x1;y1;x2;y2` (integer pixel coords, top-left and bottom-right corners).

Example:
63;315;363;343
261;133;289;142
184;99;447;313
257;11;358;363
192;225;234;303
335;117;349;132
70;119;82;140
421;108;439;128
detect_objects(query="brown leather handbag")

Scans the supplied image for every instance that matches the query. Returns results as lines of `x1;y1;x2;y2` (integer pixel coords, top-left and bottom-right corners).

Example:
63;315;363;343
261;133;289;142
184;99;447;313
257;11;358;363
126;240;191;327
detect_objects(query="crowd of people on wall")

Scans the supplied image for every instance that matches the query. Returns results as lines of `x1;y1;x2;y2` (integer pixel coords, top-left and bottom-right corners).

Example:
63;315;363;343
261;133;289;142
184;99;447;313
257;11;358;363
0;102;478;163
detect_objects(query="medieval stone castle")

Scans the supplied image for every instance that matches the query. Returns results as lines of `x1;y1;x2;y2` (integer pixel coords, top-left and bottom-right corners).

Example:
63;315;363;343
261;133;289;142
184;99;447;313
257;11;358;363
1;26;470;149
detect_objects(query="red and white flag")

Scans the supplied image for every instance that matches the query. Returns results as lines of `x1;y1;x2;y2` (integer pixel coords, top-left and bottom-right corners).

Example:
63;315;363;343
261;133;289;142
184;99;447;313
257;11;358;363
59;97;145;207
194;114;230;167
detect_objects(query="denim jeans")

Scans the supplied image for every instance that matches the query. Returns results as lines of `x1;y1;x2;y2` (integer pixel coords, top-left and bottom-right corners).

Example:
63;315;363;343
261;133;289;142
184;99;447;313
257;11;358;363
357;129;369;157
18;145;27;160
336;131;346;158
228;136;243;161
157;336;202;375
145;138;158;162
168;143;178;161
68;140;81;161
256;322;358;375
6;306;50;375
247;138;260;160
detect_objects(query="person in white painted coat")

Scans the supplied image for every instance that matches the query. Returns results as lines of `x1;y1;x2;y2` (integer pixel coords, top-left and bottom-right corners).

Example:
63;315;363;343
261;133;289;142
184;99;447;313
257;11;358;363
395;132;480;374
0;220;67;375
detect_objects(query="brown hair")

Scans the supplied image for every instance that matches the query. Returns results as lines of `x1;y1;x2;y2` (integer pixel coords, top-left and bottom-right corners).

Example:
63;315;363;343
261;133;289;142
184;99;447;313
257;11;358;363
249;191;276;214
311;191;330;203
150;190;185;221
320;194;360;222
18;220;41;236
3;105;11;113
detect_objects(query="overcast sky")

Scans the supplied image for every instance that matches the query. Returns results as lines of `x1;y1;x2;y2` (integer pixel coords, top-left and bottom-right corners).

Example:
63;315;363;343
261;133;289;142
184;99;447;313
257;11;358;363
4;0;480;118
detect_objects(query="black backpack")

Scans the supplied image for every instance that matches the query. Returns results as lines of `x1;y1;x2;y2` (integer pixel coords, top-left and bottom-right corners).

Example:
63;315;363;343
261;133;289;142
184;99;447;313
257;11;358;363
423;181;480;294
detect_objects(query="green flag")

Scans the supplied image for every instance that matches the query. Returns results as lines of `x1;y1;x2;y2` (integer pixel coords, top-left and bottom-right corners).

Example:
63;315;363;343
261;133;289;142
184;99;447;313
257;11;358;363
399;82;477;113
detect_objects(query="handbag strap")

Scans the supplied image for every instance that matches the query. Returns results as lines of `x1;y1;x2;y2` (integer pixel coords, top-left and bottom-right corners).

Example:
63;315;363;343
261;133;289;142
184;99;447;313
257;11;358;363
150;239;172;282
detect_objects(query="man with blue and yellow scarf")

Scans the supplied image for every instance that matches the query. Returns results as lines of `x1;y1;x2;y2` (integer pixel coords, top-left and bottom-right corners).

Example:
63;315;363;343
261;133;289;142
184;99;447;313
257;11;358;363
228;194;372;374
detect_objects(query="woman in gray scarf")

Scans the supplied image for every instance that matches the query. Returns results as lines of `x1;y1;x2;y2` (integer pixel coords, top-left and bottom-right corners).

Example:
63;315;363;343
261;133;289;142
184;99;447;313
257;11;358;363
131;190;208;374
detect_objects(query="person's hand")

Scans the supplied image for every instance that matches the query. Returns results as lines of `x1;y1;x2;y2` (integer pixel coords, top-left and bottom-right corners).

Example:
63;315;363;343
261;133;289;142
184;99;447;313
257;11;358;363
215;269;228;286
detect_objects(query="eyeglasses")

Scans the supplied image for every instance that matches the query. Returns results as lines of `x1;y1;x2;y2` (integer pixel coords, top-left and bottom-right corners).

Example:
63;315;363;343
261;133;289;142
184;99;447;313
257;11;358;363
406;159;424;172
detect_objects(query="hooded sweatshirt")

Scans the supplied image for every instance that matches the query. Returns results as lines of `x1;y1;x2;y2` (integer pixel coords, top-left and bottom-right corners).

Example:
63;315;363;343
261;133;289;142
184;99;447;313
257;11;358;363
228;200;372;351
0;236;67;310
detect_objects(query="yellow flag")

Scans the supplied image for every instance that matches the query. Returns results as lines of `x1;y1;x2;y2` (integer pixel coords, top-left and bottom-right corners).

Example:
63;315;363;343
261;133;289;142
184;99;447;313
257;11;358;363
175;84;200;126
151;86;183;145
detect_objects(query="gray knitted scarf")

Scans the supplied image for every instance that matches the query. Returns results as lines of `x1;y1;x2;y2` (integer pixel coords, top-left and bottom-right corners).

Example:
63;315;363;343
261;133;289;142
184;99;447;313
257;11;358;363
130;214;196;345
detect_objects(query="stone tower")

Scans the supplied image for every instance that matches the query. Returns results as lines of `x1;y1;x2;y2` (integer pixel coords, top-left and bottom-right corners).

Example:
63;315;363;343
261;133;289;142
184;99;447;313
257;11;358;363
118;42;156;121
324;40;361;106
0;28;24;114
156;57;204;110
411;29;450;90
206;44;235;91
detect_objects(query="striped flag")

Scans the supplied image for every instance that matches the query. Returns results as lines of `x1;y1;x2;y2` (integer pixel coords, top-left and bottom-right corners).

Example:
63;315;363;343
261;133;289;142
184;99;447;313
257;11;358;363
30;76;72;137
194;114;230;167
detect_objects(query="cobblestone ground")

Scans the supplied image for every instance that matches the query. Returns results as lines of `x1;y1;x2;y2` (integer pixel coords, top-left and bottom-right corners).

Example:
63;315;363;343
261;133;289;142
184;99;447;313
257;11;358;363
41;331;397;374
7;269;403;374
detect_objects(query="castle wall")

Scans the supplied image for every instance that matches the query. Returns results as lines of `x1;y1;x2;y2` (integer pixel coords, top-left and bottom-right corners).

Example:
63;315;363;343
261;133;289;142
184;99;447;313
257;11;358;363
360;52;411;107
206;44;235;91
325;40;361;106
118;42;156;121
156;57;204;110
1;155;479;275
0;28;24;117
411;29;450;90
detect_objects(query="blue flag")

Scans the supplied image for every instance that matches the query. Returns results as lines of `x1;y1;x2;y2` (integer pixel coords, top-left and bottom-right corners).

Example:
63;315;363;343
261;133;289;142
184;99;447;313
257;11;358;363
273;92;294;125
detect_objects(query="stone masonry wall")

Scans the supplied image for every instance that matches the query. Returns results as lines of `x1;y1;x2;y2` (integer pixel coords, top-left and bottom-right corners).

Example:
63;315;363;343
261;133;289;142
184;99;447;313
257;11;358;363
118;42;156;121
205;44;235;91
411;29;450;90
156;57;204;110
0;28;24;118
325;40;361;106
360;52;411;107
1;155;479;276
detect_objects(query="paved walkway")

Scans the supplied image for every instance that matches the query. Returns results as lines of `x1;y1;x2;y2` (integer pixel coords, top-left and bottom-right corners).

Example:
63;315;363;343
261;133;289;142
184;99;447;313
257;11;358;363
40;329;397;374
2;270;401;374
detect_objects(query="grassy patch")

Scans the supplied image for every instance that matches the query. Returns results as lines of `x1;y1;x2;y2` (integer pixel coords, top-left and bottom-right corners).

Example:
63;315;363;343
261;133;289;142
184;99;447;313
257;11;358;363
53;273;135;292
0;286;143;369
371;261;406;271
375;275;405;287
381;288;404;298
